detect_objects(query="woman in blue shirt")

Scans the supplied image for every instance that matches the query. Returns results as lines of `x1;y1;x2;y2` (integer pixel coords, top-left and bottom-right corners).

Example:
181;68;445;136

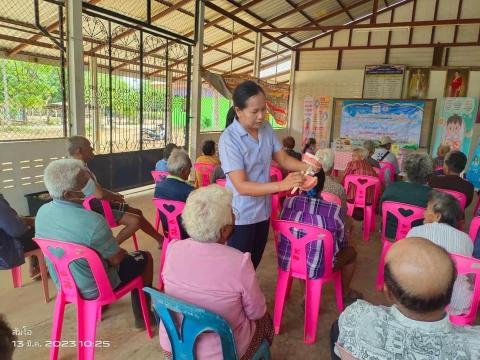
219;81;316;268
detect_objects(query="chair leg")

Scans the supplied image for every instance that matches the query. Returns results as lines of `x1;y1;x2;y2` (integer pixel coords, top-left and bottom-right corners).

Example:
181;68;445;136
376;242;391;291
304;280;322;344
37;252;50;303
333;273;343;312
273;272;291;335
76;301;99;360
157;241;168;289
50;294;66;360
137;287;153;338
11;265;22;288
132;233;139;251
363;207;372;241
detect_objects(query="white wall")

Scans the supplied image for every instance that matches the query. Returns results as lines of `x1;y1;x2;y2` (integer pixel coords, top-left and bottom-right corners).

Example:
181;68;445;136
291;69;480;160
0;139;67;214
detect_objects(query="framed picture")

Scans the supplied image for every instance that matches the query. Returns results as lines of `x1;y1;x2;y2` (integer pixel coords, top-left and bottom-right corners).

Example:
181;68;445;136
406;68;430;99
444;68;469;97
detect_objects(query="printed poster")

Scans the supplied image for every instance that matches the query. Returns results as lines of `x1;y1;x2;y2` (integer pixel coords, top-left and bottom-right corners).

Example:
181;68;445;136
340;100;425;149
407;68;430;99
362;64;405;99
302;96;332;150
444;68;469;97
432;97;478;155
466;139;480;188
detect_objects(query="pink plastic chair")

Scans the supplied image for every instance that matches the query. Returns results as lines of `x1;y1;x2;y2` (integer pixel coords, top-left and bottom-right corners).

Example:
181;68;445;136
216;178;226;187
82;196;139;251
151;170;168;182
194;163;216;187
321;192;342;206
11;248;50;303
449;253;480;326
33;237;152;360
270;165;283;182
343;175;381;241
469;216;480;244
376;201;425;290
152;198;185;289
379;161;395;184
433;188;467;210
272;220;343;344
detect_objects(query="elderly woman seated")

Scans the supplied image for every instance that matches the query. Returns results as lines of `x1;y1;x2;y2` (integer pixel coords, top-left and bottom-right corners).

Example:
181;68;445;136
160;185;273;359
380;153;433;240
407;190;474;316
341;147;378;219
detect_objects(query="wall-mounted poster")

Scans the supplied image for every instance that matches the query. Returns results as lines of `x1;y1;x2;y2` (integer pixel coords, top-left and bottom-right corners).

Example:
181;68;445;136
444;68;469;97
303;95;332;150
432;97;478;155
362;64;405;99
339;100;425;149
466;139;480;188
407;68;430;99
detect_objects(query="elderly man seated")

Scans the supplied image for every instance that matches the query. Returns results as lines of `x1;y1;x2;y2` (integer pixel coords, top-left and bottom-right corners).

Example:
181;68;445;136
154;149;194;239
430;150;474;208
316;149;347;213
36;159;155;328
67;136;163;246
331;238;480;359
371;136;400;179
279;170;362;303
407;190;474;316
381;153;433;240
160;185;273;359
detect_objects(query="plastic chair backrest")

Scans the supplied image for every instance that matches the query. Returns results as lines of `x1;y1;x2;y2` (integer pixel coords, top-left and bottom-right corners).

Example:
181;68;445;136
271;193;280;221
216;178;226;187
449;253;480;323
379;161;395;182
82;196;117;228
152;198;185;241
434;188;467;210
343;175;381;208
151;170;169;182
34;237;116;302
469;216;480;244
321;192;342;206
272;219;334;279
381;201;425;241
144;287;238;359
194;163;216;187
270;166;283;182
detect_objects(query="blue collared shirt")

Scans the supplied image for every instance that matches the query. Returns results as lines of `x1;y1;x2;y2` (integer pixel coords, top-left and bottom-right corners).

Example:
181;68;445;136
219;119;282;225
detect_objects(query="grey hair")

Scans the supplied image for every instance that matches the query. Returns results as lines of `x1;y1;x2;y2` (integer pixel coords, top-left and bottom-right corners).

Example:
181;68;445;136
363;140;376;154
353;147;369;160
182;185;233;243
428;190;462;228
404;153;433;184
167;149;192;176
315;148;334;173
67;136;90;157
43;158;85;199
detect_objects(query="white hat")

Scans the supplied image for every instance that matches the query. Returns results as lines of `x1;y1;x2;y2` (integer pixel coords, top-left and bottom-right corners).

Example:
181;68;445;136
379;136;394;146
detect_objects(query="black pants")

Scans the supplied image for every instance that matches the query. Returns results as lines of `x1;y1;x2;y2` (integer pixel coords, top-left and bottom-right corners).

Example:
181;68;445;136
330;320;341;360
17;227;38;252
227;219;270;269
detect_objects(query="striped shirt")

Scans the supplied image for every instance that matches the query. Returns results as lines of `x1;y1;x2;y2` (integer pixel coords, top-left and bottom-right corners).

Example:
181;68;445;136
407;222;474;315
278;194;346;279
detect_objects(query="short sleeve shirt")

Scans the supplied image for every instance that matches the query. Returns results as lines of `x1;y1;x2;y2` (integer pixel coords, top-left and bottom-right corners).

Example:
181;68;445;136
35;200;120;299
219;119;282;225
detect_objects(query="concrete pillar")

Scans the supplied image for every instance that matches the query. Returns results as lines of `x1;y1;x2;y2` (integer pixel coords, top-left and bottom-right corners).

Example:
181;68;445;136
253;32;262;78
189;0;205;160
67;0;85;135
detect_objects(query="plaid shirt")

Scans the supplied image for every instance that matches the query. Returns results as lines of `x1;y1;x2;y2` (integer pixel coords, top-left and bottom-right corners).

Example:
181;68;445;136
278;194;347;279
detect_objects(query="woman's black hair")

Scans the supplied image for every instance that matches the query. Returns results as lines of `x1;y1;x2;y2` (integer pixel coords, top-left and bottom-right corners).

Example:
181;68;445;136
302;138;316;154
202;140;216;156
225;80;265;128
